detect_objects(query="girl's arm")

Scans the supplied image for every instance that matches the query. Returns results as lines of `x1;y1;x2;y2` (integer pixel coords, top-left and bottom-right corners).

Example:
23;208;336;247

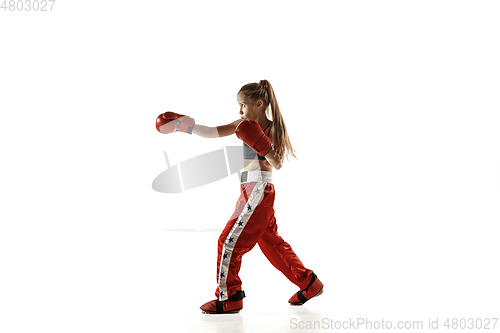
192;119;242;138
264;147;283;170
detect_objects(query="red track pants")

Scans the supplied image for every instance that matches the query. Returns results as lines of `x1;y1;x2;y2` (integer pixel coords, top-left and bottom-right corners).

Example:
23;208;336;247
216;171;313;301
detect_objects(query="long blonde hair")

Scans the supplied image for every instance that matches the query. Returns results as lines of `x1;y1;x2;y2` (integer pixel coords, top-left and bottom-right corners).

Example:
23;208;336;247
238;80;297;162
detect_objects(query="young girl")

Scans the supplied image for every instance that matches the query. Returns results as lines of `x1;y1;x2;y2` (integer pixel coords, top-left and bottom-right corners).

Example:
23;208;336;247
156;80;323;314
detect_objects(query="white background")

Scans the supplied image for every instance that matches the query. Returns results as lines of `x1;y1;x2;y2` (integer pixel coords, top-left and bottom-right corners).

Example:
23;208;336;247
1;1;499;332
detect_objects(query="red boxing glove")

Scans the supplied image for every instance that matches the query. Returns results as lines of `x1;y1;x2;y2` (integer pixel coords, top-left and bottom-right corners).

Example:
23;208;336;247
156;112;195;134
235;120;272;157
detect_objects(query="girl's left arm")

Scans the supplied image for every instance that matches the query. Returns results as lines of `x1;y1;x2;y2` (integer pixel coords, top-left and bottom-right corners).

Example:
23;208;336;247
265;147;283;170
192;119;242;138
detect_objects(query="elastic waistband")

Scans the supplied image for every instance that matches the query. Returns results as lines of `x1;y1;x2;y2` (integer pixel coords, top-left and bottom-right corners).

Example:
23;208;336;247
240;171;273;184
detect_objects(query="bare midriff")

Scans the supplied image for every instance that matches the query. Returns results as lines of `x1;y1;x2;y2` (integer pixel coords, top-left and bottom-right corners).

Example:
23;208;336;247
243;159;273;172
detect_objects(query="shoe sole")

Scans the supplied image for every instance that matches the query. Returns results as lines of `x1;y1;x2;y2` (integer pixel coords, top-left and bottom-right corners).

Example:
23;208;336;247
201;309;241;314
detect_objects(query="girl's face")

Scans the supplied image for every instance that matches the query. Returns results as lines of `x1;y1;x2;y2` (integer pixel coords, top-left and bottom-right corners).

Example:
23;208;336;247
237;93;263;121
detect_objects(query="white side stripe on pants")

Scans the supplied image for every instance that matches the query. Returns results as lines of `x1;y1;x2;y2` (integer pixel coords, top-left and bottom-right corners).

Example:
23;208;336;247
217;181;267;301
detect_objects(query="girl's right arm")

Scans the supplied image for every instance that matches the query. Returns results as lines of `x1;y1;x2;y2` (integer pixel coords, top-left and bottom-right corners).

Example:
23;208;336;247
192;119;242;138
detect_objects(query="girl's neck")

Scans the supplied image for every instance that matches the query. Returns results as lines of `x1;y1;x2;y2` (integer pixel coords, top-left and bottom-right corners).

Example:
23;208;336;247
255;116;272;130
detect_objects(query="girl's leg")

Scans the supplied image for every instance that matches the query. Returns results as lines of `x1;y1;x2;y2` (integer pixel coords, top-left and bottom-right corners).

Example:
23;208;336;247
257;215;314;290
215;181;275;301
